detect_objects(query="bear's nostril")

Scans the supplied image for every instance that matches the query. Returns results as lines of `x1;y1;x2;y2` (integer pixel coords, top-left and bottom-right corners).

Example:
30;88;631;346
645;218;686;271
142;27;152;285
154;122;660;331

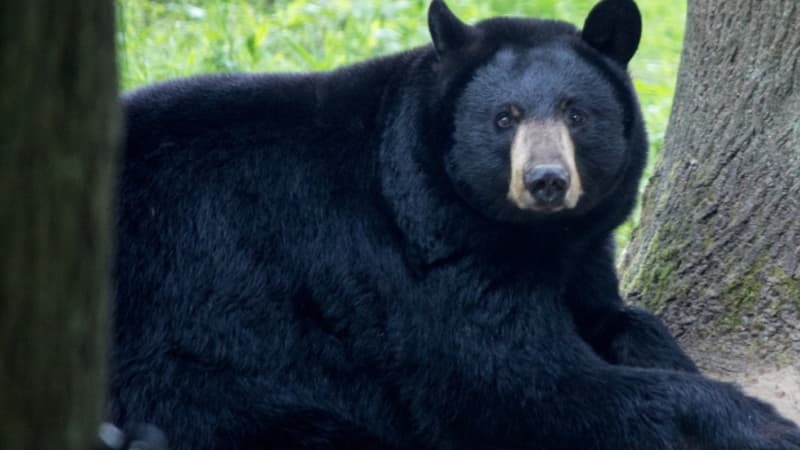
532;179;548;192
552;177;568;191
524;165;570;207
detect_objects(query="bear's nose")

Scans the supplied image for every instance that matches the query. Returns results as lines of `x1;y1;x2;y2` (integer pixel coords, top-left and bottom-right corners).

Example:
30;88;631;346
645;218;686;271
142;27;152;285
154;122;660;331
524;165;570;207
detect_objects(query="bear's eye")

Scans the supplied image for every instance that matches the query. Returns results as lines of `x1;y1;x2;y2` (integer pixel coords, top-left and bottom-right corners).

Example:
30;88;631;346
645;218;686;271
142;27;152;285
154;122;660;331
495;112;514;129
567;109;586;126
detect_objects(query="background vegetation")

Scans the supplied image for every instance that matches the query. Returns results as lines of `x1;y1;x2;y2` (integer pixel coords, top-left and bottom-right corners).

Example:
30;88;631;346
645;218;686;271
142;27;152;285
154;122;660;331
116;0;686;249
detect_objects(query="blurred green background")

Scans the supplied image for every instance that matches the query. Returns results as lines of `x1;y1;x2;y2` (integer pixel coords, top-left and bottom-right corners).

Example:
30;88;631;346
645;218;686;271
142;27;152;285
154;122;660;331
116;0;687;250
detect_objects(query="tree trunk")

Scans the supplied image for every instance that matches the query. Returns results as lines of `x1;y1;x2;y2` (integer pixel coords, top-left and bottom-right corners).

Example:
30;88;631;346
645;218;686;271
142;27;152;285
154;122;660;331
620;0;799;373
0;2;119;449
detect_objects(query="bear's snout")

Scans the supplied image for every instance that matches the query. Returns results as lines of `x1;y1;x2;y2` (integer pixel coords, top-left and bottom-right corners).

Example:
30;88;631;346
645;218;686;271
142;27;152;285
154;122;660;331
507;120;583;212
524;165;570;208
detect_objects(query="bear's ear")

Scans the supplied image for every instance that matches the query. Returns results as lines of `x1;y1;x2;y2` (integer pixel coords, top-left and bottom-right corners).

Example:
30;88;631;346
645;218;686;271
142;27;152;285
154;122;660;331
428;0;473;58
581;0;642;67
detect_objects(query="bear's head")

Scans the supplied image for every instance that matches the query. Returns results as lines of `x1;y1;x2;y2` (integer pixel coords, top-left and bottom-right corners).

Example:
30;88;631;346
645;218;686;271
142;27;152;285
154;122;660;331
428;0;646;228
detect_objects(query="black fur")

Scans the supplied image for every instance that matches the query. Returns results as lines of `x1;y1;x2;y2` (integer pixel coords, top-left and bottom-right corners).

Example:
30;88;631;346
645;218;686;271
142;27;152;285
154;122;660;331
113;1;800;449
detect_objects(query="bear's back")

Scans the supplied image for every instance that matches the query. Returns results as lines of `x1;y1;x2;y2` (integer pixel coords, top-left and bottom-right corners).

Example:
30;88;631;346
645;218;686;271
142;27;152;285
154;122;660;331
114;68;399;341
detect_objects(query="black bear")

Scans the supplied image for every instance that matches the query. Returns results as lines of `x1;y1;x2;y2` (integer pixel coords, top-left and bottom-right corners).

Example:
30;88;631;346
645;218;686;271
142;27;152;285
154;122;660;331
113;0;800;448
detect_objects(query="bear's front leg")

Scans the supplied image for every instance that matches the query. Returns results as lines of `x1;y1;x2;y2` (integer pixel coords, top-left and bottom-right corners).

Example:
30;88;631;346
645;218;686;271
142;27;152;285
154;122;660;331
393;291;800;450
565;238;697;372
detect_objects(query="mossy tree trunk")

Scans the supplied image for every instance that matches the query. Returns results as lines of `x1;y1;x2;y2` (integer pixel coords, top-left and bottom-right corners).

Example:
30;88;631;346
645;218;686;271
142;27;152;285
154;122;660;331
0;1;119;448
620;0;800;373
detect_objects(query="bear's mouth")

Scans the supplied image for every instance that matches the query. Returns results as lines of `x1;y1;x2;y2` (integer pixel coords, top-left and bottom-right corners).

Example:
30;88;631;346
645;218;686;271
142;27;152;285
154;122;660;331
507;191;566;213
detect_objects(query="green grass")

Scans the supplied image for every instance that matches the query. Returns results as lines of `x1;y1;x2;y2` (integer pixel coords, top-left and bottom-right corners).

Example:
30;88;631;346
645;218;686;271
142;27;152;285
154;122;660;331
116;0;686;251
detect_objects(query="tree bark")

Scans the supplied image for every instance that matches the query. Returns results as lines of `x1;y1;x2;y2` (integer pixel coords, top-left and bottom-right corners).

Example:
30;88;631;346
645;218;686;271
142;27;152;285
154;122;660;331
0;2;119;449
620;0;800;373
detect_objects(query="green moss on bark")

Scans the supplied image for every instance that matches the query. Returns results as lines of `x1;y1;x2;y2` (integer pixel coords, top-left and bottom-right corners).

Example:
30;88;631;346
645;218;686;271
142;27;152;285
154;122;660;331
769;267;800;308
621;224;692;313
720;258;765;328
718;258;798;333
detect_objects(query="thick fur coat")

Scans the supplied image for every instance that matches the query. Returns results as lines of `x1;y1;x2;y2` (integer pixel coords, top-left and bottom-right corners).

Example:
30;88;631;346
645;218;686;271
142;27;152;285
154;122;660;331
113;1;800;448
